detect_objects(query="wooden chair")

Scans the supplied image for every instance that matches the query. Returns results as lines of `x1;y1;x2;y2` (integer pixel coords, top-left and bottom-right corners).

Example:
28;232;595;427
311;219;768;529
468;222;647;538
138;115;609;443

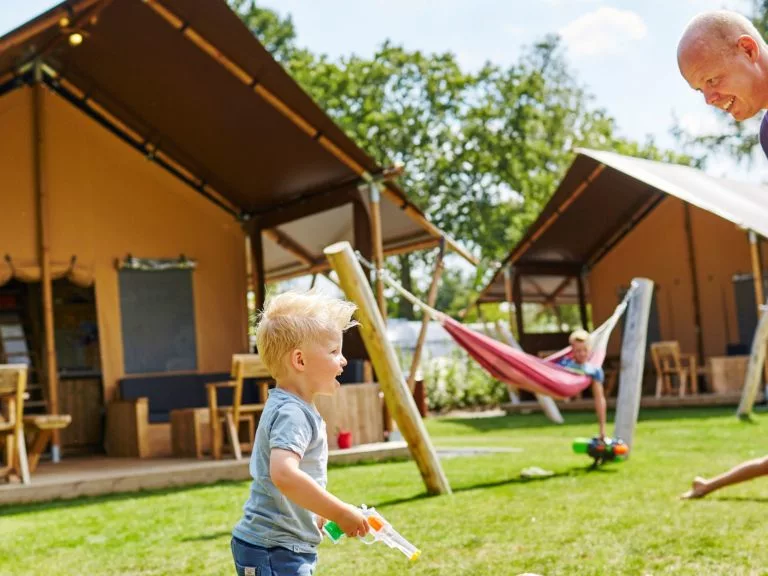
0;364;30;484
650;341;698;398
207;354;271;460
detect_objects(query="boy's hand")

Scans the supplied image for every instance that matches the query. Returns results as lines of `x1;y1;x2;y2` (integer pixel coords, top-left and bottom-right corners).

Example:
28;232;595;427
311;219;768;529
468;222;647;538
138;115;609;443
335;505;370;538
315;516;326;531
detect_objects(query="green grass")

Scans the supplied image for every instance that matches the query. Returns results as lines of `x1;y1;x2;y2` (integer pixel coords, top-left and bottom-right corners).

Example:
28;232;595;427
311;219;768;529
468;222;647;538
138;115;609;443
4;407;768;575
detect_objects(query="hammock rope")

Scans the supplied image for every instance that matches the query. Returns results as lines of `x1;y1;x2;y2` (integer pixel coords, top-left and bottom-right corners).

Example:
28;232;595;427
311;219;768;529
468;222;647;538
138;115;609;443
354;251;636;399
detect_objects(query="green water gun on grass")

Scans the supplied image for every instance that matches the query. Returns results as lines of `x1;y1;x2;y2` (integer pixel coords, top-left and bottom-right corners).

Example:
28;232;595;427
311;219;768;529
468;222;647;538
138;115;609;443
323;505;421;562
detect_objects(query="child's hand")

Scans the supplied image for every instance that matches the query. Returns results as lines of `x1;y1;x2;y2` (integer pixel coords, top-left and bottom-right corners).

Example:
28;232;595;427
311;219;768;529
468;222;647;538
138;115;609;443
315;516;327;531
335;505;370;538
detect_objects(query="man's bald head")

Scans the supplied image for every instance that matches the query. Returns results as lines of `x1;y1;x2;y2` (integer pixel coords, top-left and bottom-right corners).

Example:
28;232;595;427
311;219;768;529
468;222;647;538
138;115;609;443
678;10;764;62
677;10;768;121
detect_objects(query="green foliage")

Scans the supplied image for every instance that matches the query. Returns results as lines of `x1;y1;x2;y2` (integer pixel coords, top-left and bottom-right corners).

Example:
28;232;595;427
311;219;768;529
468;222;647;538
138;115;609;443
422;349;509;412
229;2;698;316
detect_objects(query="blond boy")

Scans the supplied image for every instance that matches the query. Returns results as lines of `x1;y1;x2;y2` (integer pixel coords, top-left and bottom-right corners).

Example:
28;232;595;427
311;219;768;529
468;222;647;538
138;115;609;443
231;290;369;576
557;329;607;439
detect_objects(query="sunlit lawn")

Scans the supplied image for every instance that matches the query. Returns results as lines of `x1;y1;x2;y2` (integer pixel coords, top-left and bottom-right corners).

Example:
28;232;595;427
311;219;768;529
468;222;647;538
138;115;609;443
3;407;768;575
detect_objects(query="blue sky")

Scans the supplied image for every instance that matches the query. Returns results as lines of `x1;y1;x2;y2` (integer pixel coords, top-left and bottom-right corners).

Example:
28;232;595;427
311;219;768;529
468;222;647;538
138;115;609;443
3;0;765;180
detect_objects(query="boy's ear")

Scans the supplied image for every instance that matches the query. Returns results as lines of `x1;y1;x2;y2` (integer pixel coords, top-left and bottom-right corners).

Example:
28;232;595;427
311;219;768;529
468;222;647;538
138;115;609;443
289;348;306;372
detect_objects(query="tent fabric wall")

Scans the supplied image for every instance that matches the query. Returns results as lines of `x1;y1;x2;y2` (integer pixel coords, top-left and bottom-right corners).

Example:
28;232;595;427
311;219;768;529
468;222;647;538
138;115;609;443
590;196;753;359
0;86;249;402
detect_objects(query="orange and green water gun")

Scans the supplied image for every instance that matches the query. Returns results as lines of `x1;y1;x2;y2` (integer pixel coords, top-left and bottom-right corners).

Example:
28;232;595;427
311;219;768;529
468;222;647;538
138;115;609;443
323;505;421;562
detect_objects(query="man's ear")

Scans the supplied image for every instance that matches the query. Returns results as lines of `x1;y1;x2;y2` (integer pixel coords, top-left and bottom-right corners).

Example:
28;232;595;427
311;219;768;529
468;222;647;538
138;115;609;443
737;34;760;62
289;348;306;372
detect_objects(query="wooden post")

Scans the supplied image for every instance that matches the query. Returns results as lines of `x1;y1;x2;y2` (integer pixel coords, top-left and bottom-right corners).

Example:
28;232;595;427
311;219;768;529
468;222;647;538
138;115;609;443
614;278;655;452
749;231;765;316
736;298;768;418
368;183;392;436
324;241;451;495
684;204;704;364
577;272;589;330
369;183;386;320
406;241;445;392
512;267;525;342
249;223;266;312
32;66;61;461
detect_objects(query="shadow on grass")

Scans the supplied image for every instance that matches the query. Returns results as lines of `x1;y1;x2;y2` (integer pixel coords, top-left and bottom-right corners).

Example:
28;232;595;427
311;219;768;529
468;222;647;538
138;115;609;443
180;530;233;542
371;464;617;508
705;496;768;504
435;406;751;435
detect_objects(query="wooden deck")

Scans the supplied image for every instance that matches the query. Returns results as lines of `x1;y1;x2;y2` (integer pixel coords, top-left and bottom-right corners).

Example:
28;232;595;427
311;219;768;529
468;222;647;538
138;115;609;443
0;441;410;506
502;392;763;414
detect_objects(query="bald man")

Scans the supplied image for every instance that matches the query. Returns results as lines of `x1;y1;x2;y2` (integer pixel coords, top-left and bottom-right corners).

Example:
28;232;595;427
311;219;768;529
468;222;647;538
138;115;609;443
678;10;768;157
678;10;768;500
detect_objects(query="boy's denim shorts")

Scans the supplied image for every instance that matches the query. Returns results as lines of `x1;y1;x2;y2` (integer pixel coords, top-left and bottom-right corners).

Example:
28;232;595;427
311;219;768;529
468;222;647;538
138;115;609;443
231;537;317;576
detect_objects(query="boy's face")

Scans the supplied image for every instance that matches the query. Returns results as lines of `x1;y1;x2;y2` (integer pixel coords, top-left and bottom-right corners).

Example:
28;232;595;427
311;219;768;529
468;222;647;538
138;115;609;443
571;340;589;364
300;331;347;396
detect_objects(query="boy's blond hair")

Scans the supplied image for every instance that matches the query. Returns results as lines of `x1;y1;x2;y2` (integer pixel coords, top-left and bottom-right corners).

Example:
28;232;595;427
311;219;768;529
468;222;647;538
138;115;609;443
255;290;358;378
569;329;591;347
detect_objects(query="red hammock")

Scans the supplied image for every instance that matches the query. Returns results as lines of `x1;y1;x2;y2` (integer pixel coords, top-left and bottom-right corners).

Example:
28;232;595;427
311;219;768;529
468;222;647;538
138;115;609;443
439;295;629;399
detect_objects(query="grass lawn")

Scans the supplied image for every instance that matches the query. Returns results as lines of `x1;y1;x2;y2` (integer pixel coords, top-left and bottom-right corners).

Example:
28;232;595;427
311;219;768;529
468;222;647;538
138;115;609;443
3;407;768;575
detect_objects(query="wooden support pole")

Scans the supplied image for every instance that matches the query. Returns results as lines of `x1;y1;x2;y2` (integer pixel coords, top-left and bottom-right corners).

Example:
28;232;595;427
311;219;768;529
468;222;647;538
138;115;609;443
511;267;525;343
577;272;589;330
749;231;765;315
32;67;61;460
250;224;266;313
324;242;451;495
369;183;386;320
503;267;516;336
407;241;445;392
684;204;705;364
614;278;655;452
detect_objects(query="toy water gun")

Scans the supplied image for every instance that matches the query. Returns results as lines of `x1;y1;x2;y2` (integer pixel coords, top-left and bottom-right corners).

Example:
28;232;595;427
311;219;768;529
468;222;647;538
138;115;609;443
323;505;421;562
573;436;629;466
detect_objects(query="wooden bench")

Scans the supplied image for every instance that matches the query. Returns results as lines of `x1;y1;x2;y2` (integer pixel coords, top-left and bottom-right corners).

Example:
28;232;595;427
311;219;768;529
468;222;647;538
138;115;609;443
23;414;72;472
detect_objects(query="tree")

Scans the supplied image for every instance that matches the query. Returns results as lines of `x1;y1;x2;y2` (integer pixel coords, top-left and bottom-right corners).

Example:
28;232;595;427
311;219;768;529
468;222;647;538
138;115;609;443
229;2;697;318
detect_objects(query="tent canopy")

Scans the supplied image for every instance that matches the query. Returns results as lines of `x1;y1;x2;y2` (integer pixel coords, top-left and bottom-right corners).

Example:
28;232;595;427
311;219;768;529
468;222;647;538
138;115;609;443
0;0;473;280
478;148;768;304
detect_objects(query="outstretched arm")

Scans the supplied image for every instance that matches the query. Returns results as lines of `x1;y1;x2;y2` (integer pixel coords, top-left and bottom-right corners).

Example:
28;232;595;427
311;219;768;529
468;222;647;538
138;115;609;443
592;380;606;439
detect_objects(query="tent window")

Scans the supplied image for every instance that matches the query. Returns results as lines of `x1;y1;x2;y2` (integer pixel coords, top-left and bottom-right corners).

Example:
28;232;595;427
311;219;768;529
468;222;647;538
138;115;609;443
119;269;197;374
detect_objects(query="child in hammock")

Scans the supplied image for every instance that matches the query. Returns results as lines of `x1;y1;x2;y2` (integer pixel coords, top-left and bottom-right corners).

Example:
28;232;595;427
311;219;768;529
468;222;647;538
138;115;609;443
557;329;607;439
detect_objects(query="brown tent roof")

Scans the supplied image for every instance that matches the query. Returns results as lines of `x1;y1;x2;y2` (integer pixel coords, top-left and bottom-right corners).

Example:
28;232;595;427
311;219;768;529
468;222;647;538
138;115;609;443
0;0;474;279
477;148;768;305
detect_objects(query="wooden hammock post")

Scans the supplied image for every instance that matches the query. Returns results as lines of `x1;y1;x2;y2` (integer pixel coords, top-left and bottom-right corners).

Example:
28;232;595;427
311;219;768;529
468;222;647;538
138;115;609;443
614;278;655;452
577;272;589;330
324;241;451;495
407;240;445;393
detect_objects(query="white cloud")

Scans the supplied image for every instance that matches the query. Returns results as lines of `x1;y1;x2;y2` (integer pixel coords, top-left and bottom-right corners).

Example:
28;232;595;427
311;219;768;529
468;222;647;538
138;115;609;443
558;7;647;57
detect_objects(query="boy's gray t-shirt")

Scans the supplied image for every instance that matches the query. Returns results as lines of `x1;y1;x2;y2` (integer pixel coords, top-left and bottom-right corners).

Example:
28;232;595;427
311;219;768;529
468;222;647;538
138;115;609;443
233;388;328;553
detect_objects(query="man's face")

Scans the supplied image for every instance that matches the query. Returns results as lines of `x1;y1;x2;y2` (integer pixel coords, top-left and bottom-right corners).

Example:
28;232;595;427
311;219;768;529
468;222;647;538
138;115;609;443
679;34;764;121
572;340;589;365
